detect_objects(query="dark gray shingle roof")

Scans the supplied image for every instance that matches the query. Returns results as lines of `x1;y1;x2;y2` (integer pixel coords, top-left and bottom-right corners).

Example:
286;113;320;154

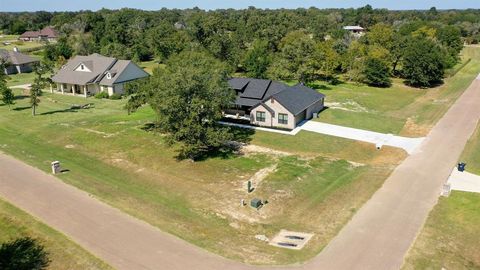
228;78;325;115
272;84;326;115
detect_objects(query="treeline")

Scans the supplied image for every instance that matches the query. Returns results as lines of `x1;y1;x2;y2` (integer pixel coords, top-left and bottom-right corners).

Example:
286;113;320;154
1;6;477;87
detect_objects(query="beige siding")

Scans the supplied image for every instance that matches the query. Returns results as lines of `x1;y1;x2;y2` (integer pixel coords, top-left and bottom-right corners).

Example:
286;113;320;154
250;104;273;127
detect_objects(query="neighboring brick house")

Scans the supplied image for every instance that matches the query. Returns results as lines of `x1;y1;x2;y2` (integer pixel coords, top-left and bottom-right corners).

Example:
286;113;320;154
51;53;149;97
226;78;325;130
19;26;58;41
0;48;39;75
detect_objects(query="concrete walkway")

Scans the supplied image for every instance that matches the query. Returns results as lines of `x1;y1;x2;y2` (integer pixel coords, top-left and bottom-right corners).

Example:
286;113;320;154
10;84;31;89
447;169;480;193
0;78;479;270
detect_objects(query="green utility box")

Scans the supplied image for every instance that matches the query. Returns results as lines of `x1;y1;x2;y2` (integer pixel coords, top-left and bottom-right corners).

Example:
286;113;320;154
250;198;262;209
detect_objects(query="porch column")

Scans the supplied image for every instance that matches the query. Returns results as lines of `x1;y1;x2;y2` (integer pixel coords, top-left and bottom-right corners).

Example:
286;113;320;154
83;85;87;98
71;85;75;96
50;84;53;93
60;83;64;94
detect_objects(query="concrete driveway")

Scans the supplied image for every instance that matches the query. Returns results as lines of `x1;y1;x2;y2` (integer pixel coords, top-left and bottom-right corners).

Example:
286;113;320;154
301;121;424;154
448;169;480;193
0;78;480;270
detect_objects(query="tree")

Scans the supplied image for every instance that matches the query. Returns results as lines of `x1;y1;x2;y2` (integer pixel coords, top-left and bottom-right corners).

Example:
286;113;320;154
1;87;14;108
126;51;236;160
309;40;341;82
30;63;52;116
0;237;50;270
268;30;315;83
402;37;445;87
242;39;271;78
363;57;391;87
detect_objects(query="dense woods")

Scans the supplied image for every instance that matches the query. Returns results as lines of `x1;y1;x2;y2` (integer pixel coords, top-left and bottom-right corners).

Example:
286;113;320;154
1;6;477;88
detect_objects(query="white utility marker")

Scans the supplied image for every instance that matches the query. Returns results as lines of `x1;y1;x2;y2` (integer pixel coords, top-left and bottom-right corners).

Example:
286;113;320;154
447;168;480;193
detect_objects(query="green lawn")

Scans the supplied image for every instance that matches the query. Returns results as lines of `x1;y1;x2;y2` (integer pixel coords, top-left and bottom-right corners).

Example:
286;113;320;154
402;192;480;270
0;198;112;270
309;46;480;136
460;123;480;175
0;39;46;52
138;60;165;74
0;89;404;265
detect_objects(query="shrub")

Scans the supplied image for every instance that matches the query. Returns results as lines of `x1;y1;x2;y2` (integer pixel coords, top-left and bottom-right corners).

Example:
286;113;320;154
109;93;122;100
94;91;109;99
0;237;50;270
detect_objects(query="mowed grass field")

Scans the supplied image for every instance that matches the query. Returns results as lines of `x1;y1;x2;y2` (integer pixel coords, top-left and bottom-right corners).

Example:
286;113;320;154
0;198;112;270
312;46;480;136
402;192;480;270
0;88;405;264
0;34;46;52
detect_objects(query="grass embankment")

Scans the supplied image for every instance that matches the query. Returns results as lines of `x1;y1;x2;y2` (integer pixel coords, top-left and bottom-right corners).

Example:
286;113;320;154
311;46;480;136
402;192;480;270
0;198;112;270
0;89;404;265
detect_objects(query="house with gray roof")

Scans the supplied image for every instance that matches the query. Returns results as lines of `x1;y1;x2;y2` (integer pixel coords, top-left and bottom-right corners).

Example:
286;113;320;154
226;78;325;129
51;53;149;97
0;48;40;75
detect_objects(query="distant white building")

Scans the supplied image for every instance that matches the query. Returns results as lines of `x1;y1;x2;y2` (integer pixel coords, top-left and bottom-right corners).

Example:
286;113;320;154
343;26;366;38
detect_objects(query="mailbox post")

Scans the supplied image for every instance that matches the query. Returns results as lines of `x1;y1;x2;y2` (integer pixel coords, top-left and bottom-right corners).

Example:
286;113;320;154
51;161;61;174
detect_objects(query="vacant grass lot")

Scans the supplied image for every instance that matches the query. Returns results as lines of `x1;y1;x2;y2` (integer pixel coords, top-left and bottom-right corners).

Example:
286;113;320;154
0;88;405;264
0;47;477;265
312;46;480;136
402;192;480;270
0;198;112;270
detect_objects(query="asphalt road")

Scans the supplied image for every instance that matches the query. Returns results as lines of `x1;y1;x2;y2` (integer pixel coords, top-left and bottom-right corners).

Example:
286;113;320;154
1;78;479;270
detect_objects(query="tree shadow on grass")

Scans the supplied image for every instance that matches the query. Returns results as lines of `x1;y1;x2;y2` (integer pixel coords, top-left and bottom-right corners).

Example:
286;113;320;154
13;106;31;111
14;95;29;100
39;108;79;115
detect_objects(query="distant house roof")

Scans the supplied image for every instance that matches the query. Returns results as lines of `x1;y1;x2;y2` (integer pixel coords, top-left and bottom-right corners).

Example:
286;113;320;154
19;31;39;39
39;26;58;38
19;26;58;39
0;49;39;65
343;26;365;31
228;78;325;116
51;53;149;86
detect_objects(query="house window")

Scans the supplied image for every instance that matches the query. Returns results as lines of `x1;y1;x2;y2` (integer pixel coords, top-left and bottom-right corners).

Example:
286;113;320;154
256;111;266;122
80;64;84;70
278;113;288;125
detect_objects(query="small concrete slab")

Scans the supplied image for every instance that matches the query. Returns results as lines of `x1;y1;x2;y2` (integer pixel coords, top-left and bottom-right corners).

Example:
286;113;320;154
447;168;480;193
269;230;314;250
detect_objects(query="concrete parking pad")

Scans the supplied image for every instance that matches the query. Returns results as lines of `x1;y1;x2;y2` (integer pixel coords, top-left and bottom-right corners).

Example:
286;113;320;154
447;169;480;193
